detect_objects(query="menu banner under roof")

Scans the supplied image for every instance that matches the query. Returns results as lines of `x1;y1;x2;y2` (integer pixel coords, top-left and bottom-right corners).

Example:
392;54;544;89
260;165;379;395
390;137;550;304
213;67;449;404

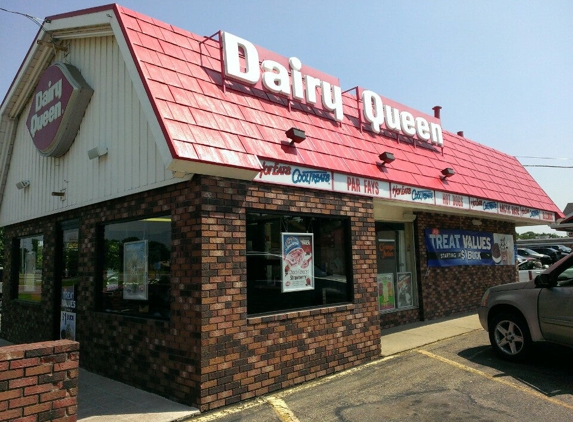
469;198;499;214
540;211;556;223
498;203;522;218
257;160;332;190
390;184;435;205
253;161;554;223
332;173;390;198
521;207;541;220
435;191;469;210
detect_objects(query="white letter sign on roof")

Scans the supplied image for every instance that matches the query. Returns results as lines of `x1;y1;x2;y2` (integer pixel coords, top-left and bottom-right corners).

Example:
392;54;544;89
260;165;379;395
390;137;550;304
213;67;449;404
222;32;259;84
362;89;443;146
261;60;290;95
221;31;442;145
362;90;384;133
221;31;344;123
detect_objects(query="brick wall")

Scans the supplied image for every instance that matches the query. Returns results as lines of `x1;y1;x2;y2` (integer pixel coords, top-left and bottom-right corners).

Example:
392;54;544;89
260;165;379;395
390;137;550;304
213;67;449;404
197;177;381;410
0;340;79;422
379;308;421;330
1;222;56;343
2;183;202;406
1;176;381;412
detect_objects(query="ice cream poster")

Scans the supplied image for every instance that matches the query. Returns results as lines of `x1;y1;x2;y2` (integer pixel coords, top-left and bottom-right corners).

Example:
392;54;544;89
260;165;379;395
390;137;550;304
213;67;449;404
282;233;314;292
123;240;149;300
377;273;395;311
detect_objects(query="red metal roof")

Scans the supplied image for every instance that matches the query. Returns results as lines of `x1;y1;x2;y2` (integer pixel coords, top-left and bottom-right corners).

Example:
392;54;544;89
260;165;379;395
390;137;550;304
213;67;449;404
70;5;562;216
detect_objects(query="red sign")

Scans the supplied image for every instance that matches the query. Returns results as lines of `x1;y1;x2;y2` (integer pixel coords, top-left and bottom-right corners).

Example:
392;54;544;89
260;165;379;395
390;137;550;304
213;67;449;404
26;62;93;157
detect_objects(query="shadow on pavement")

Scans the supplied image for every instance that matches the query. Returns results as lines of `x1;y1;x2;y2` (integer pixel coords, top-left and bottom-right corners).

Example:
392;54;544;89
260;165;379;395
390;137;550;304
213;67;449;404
458;342;573;399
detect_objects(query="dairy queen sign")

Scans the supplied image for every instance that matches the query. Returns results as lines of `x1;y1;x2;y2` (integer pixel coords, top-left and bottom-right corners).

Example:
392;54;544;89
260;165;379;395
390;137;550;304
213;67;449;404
26;62;93;157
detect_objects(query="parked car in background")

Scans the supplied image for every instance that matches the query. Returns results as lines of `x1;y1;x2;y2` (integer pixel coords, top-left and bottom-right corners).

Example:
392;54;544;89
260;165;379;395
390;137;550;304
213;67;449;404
518;259;544;282
479;252;573;362
517;248;552;266
549;245;572;259
529;247;561;264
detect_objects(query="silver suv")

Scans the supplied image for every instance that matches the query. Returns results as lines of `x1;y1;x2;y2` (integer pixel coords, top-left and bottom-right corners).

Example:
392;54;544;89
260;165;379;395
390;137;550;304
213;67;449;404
479;252;573;361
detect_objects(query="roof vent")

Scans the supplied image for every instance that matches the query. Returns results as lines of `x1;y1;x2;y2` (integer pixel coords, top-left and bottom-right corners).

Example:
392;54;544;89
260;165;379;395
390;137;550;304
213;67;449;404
432;106;442;119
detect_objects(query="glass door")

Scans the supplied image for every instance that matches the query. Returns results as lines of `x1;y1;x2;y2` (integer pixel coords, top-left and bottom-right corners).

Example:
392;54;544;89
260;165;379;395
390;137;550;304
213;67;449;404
376;222;417;312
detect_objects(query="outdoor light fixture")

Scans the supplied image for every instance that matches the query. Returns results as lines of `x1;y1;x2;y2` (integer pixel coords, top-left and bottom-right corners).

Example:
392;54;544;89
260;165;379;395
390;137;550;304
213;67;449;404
472;219;483;226
87;146;108;160
285;127;306;145
441;167;455;179
377;151;395;166
16;180;30;190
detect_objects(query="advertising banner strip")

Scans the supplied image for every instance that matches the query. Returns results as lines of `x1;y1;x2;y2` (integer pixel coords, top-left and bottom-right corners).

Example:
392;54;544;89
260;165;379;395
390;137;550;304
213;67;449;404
390;184;435;205
255;160;552;222
257;161;333;191
332;173;390;199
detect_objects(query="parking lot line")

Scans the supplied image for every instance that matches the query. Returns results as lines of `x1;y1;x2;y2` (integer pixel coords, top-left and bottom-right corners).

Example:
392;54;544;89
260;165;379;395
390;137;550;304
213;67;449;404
266;396;300;422
418;349;573;411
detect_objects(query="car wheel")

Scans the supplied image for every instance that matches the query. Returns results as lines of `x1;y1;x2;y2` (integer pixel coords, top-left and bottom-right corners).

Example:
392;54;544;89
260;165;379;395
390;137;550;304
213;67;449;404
489;312;531;362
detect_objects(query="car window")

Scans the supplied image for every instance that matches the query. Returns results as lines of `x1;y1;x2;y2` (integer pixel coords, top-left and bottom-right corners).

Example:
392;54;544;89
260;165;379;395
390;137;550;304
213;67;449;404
556;267;573;287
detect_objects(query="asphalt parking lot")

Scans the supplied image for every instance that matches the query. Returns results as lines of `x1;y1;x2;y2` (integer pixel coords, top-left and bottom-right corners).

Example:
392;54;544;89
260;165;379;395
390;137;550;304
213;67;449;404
189;330;573;421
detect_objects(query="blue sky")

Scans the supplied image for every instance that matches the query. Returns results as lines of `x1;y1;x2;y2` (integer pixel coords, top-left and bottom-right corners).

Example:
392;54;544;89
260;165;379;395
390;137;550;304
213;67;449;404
1;1;572;234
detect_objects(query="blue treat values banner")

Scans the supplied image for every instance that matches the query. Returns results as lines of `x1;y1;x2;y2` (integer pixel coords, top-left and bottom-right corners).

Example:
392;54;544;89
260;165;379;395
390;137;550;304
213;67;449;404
425;228;514;267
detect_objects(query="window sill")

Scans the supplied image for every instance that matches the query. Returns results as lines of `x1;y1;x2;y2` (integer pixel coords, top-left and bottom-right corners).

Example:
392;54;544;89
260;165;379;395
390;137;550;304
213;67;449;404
247;303;354;325
380;306;418;315
93;309;170;322
12;299;42;306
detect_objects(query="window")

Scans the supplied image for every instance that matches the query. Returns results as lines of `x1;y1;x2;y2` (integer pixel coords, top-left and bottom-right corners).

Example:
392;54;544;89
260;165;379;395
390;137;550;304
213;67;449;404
376;222;418;312
246;212;352;315
17;235;43;302
99;216;171;319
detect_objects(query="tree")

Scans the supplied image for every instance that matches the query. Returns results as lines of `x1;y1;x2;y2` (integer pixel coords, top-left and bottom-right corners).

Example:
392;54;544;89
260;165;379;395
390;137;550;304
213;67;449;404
516;231;564;240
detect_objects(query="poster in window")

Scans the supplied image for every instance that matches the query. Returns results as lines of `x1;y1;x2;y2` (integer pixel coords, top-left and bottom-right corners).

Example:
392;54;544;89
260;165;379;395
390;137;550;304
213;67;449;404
60;311;76;340
60;285;76;340
397;272;413;308
123;240;148;300
282;233;314;293
377;273;395;311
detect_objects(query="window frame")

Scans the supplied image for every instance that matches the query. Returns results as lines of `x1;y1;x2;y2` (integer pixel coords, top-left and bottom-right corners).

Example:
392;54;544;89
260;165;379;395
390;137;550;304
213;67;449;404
376;221;418;313
14;234;44;303
246;210;354;316
95;214;173;320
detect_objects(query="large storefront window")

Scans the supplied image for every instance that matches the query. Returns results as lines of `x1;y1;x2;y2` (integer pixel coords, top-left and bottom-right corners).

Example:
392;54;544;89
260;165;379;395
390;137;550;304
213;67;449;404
17;235;43;302
376;222;418;312
247;212;352;315
98;216;171;319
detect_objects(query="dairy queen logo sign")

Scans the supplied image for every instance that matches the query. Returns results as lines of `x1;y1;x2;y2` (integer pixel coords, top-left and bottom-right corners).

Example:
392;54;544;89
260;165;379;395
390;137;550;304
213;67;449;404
26;62;93;157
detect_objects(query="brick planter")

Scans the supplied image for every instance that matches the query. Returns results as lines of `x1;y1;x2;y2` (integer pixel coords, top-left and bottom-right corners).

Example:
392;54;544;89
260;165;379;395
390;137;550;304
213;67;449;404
0;340;79;422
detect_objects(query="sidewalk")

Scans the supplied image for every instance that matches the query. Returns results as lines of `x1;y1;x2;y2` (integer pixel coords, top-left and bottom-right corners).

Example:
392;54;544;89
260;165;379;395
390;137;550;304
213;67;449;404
380;312;482;356
0;313;481;421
